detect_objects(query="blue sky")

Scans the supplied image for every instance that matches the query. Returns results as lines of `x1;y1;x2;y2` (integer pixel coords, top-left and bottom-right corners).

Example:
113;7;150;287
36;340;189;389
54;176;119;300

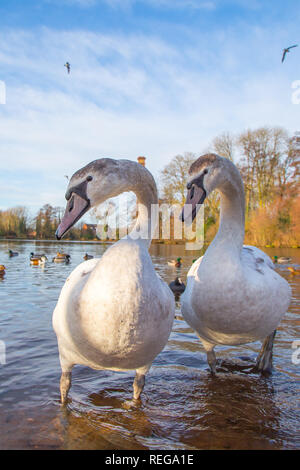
0;0;299;215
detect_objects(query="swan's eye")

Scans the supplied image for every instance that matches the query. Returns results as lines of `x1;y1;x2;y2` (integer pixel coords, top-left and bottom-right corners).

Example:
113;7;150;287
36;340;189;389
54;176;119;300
86;176;93;182
68;195;74;212
203;169;208;175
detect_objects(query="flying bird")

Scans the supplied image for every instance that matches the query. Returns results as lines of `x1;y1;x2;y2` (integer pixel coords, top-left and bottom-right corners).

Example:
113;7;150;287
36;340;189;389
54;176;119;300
282;45;298;63
64;62;71;74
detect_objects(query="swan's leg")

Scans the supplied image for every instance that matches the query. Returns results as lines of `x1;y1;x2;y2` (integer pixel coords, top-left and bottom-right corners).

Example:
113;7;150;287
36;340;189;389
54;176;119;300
199;337;217;375
207;349;217;375
58;351;73;404
60;370;72;404
256;330;276;374
133;364;151;400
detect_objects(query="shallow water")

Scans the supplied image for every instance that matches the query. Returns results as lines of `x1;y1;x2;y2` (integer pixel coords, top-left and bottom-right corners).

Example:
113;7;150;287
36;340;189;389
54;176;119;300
0;240;299;450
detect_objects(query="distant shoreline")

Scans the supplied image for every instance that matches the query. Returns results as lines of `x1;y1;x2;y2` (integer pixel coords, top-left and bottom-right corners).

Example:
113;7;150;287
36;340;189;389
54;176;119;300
0;238;299;248
0;238;113;244
0;238;185;245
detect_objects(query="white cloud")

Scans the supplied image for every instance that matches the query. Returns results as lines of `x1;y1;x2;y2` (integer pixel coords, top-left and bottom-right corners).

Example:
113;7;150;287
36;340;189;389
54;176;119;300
0;24;299;211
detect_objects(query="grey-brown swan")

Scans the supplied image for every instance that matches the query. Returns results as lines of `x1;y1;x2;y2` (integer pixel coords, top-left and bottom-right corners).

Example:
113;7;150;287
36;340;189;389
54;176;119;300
181;154;291;374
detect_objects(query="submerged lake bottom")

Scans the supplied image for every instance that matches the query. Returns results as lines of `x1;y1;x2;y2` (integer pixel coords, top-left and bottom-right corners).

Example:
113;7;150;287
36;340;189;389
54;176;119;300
0;241;299;450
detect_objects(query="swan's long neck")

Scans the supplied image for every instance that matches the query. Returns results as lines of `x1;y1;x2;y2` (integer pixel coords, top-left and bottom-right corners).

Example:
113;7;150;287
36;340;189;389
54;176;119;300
127;166;158;250
206;166;245;260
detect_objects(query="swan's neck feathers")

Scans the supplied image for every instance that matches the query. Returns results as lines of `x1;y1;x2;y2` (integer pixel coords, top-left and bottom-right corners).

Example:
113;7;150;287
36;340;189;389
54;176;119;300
112;162;158;249
128;178;158;249
206;164;245;260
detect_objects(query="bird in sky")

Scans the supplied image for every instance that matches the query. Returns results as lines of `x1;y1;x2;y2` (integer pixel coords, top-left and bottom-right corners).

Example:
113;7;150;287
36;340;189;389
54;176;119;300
64;62;71;74
281;45;298;63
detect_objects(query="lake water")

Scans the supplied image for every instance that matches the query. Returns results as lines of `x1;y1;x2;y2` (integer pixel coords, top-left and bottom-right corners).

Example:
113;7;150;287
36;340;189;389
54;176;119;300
0;240;299;450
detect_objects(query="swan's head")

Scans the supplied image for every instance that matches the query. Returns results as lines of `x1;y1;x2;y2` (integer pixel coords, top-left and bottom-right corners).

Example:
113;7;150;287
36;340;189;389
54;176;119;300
56;158;133;239
181;153;232;222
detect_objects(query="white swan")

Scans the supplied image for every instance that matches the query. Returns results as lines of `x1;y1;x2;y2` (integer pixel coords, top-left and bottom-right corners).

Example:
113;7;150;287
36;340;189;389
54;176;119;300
180;154;291;374
52;158;175;403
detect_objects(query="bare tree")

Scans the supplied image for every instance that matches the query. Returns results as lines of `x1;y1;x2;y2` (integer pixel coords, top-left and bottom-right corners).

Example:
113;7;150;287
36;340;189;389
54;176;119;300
212;132;235;162
160;152;196;205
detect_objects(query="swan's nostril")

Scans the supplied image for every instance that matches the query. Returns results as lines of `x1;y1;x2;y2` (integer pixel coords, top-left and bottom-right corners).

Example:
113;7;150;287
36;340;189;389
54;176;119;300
68;195;74;212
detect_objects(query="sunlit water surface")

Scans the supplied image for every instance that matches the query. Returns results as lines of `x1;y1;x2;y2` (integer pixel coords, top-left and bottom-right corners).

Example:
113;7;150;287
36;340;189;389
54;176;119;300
0;241;299;450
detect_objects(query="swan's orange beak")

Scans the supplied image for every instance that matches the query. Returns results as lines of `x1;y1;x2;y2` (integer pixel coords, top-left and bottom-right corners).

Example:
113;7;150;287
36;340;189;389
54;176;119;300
56;192;90;240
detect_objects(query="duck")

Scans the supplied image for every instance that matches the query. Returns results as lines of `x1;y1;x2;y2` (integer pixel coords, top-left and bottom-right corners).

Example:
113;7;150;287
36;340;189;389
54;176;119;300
83;253;93;260
30;252;45;258
168;257;182;268
52;158;175;404
0;265;6;276
180;153;291;375
8;250;19;257
287;267;300;275
273;256;292;264
52;253;70;263
169;277;186;295
30;254;47;266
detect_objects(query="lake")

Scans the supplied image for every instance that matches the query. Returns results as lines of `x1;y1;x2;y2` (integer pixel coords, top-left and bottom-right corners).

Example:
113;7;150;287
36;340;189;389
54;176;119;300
0;240;299;449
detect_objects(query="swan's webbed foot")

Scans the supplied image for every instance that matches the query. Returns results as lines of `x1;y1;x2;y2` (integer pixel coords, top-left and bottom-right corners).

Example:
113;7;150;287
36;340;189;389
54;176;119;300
256;330;276;375
207;349;217;375
60;371;72;404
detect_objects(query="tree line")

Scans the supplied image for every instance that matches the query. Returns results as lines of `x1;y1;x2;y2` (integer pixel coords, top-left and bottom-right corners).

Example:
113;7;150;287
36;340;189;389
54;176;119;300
160;126;300;247
0;126;299;247
0;203;95;241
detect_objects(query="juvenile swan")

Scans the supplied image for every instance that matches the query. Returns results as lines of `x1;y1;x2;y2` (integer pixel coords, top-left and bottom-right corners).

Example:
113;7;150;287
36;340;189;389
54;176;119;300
53;159;175;403
181;154;291;374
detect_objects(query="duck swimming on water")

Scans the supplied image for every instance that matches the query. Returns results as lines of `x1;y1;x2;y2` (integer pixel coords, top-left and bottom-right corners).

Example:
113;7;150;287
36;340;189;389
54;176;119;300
169;277;185;295
8;250;19;257
168;257;182;268
52;253;70;263
30;254;47;266
287;267;300;275
273;256;292;264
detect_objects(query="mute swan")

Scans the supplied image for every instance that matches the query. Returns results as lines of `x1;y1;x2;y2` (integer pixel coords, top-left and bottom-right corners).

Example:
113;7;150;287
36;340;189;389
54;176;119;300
53;158;175;403
181;154;291;374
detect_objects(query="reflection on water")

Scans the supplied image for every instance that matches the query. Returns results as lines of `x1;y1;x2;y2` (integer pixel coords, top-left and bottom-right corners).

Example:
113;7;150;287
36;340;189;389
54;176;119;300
0;240;299;449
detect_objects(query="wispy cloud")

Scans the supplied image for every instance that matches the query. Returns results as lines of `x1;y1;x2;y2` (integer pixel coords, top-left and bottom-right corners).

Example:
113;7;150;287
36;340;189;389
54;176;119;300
0;15;299;211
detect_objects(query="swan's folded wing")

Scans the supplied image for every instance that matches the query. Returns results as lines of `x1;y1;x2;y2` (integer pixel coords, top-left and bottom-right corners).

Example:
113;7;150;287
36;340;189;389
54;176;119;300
187;256;203;279
242;245;274;273
53;258;99;318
